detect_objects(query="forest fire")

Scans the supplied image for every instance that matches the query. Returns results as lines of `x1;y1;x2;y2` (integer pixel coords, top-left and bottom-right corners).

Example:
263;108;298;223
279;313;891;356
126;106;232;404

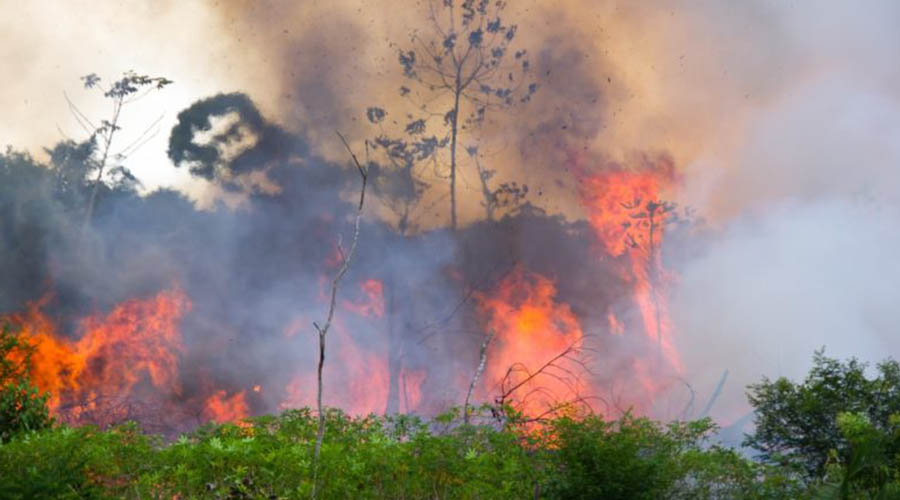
2;0;895;494
281;278;424;415
3;288;191;424
204;390;249;423
577;157;684;376
474;268;591;418
0;168;691;430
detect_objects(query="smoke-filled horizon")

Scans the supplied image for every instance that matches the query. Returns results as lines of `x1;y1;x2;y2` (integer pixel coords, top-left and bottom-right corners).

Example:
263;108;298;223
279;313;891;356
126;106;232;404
2;0;900;433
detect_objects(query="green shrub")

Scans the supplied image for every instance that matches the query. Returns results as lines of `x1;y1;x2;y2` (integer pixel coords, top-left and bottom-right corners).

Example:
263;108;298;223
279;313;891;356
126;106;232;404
539;414;701;499
0;406;809;499
745;350;900;480
0;323;53;442
0;379;53;443
0;423;156;499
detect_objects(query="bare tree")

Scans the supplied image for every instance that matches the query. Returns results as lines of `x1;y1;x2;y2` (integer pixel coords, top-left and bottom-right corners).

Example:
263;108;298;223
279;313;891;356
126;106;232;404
368;0;537;230
67;71;172;231
311;132;368;498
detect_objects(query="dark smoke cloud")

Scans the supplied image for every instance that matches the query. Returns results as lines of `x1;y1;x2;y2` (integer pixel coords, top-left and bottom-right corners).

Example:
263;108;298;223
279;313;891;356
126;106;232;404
168;93;305;186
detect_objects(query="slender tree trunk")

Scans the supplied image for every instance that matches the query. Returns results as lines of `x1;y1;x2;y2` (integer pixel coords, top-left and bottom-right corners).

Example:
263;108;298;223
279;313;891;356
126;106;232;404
83;97;123;232
647;210;663;357
314;326;326;448
312;133;368;499
385;283;401;414
449;74;461;231
464;331;494;425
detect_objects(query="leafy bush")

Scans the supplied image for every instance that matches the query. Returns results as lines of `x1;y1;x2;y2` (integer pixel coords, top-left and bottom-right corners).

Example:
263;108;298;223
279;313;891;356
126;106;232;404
0;406;797;499
537;414;801;499
540;414;689;499
745;350;900;480
0;323;53;442
15;348;900;498
144;408;541;499
0;379;53;443
0;423;156;499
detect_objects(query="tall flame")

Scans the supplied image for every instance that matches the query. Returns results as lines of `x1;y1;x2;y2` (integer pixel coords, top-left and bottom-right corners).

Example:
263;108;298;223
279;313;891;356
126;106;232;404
577;157;683;377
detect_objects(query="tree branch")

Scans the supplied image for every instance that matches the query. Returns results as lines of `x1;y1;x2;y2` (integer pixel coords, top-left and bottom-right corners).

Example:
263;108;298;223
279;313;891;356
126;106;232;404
312;131;369;498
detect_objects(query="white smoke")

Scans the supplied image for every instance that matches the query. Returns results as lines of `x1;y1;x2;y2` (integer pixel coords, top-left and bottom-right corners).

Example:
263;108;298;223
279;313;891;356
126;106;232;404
670;1;900;426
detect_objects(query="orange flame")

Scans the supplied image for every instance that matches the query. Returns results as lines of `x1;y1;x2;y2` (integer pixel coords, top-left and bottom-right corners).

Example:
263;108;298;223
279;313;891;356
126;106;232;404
4;287;190;418
577;157;683;376
475;268;590;418
204;390;249;423
281;278;426;415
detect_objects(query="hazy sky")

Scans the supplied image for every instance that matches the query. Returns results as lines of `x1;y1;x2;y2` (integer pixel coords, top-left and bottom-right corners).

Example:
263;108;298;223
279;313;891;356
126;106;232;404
2;0;277;200
0;0;806;209
6;1;898;213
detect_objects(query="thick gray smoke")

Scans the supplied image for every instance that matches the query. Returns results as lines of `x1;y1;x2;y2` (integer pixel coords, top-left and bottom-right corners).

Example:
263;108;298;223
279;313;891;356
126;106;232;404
669;1;900;427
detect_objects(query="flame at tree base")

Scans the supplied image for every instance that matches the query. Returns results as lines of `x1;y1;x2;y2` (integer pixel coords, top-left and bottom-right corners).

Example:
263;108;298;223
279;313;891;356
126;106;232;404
475;268;594;420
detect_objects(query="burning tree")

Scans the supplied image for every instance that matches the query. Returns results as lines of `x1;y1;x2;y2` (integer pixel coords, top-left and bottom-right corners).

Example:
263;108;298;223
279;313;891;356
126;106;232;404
577;156;684;376
623;198;677;356
367;0;537;230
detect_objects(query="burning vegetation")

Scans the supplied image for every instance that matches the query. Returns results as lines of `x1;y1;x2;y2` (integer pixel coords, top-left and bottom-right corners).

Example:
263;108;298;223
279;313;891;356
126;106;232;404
4;0;900;497
0;0;708;437
0;147;688;434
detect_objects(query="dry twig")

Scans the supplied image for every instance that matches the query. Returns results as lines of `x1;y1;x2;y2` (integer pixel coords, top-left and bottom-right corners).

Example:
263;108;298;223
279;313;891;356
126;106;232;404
311;132;368;498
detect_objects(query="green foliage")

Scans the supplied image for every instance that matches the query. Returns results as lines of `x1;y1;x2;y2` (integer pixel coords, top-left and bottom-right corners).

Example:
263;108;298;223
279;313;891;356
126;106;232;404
18;349;900;499
147;408;541;499
0;406;786;499
0;324;53;443
805;412;900;499
541;414;684;499
745;350;900;480
0;423;156;499
540;414;800;500
0;379;53;444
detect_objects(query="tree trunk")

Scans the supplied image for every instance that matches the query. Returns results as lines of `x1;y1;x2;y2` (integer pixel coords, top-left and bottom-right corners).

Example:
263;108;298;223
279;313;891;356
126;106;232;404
83;97;123;232
449;74;461;231
312;133;368;499
385;283;401;414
